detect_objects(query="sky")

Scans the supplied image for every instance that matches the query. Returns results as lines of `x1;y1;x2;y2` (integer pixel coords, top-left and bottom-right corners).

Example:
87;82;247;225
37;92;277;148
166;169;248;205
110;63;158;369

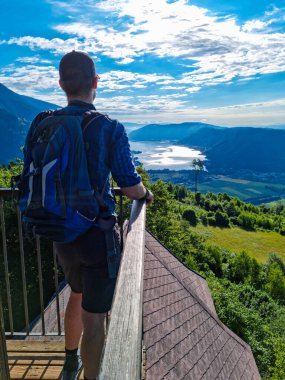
0;0;285;126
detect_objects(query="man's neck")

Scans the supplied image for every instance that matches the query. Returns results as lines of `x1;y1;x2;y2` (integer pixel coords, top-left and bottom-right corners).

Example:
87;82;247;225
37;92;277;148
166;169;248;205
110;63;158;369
68;99;94;107
67;95;94;104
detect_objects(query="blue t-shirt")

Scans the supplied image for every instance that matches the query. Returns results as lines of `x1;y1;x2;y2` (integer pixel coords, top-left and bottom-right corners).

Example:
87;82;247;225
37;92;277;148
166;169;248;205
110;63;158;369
25;100;141;215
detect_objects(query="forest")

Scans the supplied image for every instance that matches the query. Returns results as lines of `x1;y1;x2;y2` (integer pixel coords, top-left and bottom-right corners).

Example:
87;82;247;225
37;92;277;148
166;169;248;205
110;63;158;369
0;162;284;379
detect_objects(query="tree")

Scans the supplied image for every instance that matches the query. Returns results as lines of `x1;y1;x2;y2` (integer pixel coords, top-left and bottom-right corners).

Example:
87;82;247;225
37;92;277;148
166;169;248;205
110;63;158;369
265;262;285;303
229;251;253;283
215;211;230;227
192;158;205;193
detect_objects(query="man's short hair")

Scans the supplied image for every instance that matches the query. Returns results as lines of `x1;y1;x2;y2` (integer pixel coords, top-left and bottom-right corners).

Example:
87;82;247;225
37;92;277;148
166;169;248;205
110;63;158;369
59;51;96;97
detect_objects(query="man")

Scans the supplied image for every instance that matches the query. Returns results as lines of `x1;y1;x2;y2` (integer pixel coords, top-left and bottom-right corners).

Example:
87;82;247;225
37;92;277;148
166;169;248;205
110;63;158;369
50;51;153;380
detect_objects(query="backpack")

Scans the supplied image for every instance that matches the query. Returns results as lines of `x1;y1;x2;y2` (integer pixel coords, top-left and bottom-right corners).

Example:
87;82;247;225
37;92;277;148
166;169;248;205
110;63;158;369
18;109;104;242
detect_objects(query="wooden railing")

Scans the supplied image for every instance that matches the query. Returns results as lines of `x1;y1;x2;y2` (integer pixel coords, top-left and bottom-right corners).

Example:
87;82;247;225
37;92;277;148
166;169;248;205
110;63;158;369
99;199;146;380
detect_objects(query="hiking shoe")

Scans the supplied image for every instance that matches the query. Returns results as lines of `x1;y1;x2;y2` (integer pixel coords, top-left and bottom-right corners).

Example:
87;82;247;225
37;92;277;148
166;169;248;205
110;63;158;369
61;352;82;380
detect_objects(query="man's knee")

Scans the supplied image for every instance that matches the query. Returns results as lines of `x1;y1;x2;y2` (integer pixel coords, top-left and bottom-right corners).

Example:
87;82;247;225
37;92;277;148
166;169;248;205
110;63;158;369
82;309;106;332
66;291;82;310
70;290;82;299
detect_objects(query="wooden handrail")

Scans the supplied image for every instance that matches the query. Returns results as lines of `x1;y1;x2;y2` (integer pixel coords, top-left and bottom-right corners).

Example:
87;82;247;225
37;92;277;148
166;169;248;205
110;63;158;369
99;199;146;380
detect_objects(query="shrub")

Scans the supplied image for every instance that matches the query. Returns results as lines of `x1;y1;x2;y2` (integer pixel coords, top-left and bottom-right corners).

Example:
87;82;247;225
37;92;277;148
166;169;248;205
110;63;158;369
182;208;197;226
237;212;256;230
207;216;216;226
215;211;230;227
265;262;285;304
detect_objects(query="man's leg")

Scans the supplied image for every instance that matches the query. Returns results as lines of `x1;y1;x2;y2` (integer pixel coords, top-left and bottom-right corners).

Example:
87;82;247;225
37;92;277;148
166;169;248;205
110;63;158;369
65;291;83;350
81;309;106;380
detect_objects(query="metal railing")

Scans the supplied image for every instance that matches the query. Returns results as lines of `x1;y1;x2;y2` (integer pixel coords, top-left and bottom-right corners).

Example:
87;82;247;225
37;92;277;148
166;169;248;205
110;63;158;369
0;188;125;338
0;189;66;338
0;299;9;379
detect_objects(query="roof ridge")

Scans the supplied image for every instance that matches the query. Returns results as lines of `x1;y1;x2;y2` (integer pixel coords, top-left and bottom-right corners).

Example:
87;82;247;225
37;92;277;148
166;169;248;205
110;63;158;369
144;229;253;352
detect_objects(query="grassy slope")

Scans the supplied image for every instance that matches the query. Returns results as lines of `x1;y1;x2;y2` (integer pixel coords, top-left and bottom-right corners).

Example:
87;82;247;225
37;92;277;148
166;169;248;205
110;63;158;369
198;176;285;201
265;199;285;206
149;171;285;203
190;224;285;263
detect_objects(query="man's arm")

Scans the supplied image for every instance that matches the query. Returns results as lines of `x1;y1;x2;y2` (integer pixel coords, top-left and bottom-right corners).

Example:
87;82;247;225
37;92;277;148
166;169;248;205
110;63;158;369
110;121;154;204
121;182;154;204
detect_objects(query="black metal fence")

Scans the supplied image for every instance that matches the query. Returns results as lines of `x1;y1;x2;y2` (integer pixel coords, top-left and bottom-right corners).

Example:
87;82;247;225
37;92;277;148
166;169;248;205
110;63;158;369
0;188;124;338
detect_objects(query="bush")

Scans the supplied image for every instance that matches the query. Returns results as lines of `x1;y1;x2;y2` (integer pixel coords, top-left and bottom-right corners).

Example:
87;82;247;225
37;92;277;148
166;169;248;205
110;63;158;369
207;216;216;226
228;251;254;283
200;213;208;226
224;201;238;217
182;208;197;226
215;211;229;227
237;212;256;230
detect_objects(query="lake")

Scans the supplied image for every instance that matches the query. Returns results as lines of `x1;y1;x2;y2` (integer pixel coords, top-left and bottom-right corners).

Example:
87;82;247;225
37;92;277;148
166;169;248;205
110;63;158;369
129;141;205;170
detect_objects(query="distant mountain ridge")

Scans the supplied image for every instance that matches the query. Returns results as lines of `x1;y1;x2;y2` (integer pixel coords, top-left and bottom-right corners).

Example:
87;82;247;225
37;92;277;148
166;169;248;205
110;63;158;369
129;121;223;141
0;84;58;163
129;122;285;173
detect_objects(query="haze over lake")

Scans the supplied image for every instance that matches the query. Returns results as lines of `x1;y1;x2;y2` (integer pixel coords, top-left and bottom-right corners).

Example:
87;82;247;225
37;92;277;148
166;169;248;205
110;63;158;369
130;141;205;170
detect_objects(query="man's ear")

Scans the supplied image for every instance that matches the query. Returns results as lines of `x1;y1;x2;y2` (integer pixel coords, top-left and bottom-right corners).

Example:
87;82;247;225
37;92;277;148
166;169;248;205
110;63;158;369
59;80;65;90
93;76;98;89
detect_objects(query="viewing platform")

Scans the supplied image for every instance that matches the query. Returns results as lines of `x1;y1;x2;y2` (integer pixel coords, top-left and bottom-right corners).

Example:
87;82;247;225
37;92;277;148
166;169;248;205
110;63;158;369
0;189;261;379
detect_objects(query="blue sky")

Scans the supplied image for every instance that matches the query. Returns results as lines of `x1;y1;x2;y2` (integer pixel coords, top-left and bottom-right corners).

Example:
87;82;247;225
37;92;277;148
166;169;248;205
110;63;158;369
0;0;285;126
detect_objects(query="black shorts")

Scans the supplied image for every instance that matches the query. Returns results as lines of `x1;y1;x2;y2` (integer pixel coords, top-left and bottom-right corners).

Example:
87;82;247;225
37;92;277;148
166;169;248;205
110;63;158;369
54;225;121;313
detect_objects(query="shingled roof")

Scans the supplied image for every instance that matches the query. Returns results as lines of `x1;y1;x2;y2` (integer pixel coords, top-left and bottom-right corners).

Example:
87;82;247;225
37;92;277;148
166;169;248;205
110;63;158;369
28;230;261;379
143;230;261;380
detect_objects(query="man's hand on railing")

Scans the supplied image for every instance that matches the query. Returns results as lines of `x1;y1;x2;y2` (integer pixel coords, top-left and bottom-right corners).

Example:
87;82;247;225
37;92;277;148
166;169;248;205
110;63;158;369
139;188;154;205
121;182;154;205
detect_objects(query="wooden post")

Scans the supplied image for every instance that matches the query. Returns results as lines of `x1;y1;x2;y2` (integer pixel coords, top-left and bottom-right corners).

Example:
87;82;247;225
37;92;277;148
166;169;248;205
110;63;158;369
99;200;146;380
0;299;10;379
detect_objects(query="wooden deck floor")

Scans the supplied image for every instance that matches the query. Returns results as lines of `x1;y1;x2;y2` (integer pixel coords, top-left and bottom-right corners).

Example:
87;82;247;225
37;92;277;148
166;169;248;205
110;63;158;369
7;341;84;380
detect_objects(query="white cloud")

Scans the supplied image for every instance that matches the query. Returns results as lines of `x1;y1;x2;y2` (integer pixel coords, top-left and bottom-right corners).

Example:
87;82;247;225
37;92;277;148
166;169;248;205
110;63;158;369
16;56;52;64
116;57;135;65
242;20;268;32
2;0;285;124
6;36;82;55
0;64;62;103
4;0;283;92
161;86;187;90
99;70;174;91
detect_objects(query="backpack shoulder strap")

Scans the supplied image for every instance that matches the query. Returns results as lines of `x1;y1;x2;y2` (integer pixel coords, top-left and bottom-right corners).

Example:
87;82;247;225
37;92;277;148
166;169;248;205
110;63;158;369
81;110;104;133
34;110;55;127
24;110;55;154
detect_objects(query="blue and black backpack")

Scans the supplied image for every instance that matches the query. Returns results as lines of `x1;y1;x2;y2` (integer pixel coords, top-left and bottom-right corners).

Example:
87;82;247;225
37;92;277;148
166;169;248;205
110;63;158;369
18;109;103;242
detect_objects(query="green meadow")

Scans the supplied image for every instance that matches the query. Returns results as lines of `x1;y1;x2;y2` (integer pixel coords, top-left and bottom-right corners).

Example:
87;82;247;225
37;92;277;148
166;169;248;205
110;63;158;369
198;175;285;202
191;224;285;263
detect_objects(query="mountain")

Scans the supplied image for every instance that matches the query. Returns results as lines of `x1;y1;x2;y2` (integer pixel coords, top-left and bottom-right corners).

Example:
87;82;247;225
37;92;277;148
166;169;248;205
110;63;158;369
130;121;285;174
121;122;145;133
0;83;58;120
0;84;58;163
181;126;285;172
203;127;285;172
129;122;223;141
